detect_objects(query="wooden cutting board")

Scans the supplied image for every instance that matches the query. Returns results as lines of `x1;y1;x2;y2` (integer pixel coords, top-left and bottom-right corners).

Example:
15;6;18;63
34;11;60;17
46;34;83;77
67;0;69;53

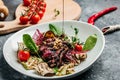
0;0;81;35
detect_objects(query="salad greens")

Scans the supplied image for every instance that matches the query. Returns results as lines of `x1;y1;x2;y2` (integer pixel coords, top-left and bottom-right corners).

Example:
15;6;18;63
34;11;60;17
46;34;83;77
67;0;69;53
71;27;80;44
49;24;62;36
23;34;38;54
83;34;97;51
17;24;98;77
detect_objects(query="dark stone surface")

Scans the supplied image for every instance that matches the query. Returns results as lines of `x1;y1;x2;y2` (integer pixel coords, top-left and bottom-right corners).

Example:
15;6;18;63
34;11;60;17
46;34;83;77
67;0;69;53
0;0;120;80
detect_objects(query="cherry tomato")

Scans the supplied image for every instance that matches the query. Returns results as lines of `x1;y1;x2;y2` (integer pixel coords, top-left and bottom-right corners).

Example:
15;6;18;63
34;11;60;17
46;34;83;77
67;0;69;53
31;4;37;8
20;15;29;24
33;0;37;5
39;6;46;12
18;50;30;62
37;10;44;19
23;0;31;6
29;7;36;13
30;14;40;24
75;44;83;51
40;2;46;8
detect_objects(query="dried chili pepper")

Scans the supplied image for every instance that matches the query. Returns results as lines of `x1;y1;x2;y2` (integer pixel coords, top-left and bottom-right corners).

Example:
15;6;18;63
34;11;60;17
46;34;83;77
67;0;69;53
88;6;117;25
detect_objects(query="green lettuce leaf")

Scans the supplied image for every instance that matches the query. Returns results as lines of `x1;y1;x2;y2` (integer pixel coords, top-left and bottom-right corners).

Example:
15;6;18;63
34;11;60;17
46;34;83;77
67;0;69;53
83;34;97;51
49;24;62;36
23;34;38;54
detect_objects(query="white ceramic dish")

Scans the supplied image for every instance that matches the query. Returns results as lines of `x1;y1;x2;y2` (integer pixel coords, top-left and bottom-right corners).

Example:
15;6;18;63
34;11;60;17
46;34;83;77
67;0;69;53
3;20;105;79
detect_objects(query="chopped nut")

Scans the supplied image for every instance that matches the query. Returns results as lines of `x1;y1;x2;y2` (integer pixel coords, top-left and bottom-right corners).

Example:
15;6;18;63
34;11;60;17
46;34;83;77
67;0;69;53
43;41;46;44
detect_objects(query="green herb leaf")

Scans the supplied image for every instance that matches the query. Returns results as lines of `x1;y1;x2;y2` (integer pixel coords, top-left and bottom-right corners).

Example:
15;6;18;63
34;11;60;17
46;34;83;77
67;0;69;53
53;67;58;73
83;34;97;51
54;9;60;17
74;28;79;36
23;34;38;54
49;24;62;36
72;36;77;43
71;36;80;44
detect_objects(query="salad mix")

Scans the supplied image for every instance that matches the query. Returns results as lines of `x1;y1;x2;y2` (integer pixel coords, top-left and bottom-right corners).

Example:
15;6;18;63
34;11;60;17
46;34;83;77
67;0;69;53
17;24;97;76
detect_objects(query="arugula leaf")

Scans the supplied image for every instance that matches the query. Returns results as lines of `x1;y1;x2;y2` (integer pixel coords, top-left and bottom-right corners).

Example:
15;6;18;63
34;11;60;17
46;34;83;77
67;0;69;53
49;24;62;36
23;34;38;54
83;34;97;51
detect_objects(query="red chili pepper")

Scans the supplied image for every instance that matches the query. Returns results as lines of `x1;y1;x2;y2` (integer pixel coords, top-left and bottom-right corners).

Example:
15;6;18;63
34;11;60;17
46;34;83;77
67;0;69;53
88;6;117;25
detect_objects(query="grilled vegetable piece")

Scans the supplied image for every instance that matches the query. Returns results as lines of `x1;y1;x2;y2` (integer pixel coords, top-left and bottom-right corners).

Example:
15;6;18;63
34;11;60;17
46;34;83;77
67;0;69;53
44;31;55;38
56;63;75;76
18;42;26;51
21;56;43;70
34;62;55;76
74;53;87;60
23;34;38;54
49;24;62;36
83;34;97;51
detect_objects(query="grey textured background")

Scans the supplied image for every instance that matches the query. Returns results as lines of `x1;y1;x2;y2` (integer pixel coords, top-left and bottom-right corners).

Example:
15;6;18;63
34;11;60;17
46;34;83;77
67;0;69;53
0;0;120;80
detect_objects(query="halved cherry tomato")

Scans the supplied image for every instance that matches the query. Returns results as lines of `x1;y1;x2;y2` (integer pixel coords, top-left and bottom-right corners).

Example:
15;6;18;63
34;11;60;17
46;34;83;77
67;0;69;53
23;0;31;6
20;15;29;24
75;44;83;51
18;50;30;62
30;14;40;24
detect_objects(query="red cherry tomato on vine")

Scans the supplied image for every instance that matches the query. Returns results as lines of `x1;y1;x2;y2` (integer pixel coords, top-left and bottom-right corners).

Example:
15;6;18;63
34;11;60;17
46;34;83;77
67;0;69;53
30;14;40;24
39;6;46;12
31;4;37;8
33;0;37;4
18;50;30;62
20;15;29;24
75;44;83;51
40;2;46;8
23;0;31;6
29;8;35;12
37;11;44;19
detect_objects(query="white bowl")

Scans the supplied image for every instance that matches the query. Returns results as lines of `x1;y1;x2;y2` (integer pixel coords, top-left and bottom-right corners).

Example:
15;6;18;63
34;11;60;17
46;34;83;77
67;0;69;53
3;20;105;79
